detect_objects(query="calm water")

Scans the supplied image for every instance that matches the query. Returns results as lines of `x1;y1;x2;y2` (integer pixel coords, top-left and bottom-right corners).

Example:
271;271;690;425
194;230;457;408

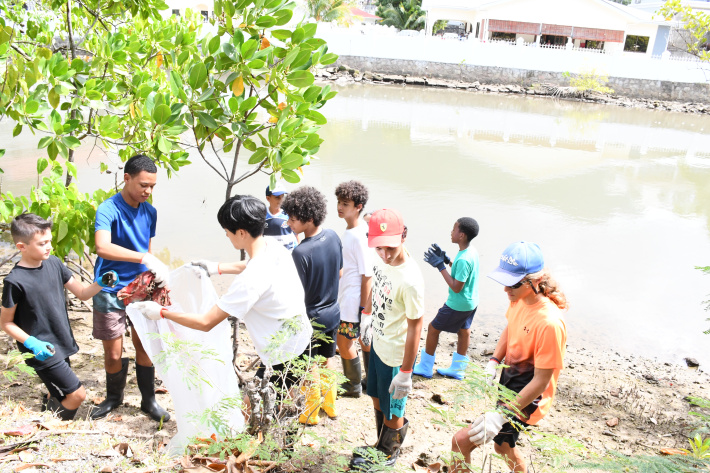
3;83;710;366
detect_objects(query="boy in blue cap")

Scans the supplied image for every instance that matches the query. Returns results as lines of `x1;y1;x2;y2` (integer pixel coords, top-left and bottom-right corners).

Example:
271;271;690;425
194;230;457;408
264;181;298;252
414;217;479;380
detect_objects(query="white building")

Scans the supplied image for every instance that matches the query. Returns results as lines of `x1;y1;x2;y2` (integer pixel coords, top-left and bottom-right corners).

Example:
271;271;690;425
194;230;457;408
421;0;672;56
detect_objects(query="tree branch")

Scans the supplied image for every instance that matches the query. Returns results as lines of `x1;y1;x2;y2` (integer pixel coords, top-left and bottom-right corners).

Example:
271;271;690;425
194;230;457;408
66;0;77;61
209;137;230;178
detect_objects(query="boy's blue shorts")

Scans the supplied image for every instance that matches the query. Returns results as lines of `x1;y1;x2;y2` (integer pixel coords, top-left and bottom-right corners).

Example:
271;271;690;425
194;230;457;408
431;304;477;333
366;344;408;420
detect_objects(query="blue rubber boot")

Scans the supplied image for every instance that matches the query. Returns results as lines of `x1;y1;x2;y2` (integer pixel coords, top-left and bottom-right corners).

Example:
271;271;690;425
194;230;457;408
412;349;435;378
437;352;469;380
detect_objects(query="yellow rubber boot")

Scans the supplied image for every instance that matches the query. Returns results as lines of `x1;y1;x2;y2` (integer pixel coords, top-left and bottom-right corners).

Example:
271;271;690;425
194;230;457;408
321;371;338;419
299;370;322;425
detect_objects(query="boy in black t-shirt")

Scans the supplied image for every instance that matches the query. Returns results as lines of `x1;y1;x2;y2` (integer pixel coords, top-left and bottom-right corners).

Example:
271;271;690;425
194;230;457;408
282;186;343;424
0;214;117;420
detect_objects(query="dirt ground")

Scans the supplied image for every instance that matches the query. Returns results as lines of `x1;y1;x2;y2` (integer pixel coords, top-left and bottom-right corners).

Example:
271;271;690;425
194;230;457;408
2;292;709;473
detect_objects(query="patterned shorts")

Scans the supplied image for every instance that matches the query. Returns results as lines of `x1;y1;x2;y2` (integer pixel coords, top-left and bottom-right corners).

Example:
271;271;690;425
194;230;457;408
338;321;361;340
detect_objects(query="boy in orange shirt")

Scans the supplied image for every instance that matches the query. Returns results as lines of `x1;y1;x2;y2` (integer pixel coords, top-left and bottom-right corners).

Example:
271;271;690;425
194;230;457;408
451;242;567;473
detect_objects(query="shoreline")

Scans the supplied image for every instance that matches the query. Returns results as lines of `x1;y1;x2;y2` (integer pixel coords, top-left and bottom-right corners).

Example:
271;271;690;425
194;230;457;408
318;65;710;114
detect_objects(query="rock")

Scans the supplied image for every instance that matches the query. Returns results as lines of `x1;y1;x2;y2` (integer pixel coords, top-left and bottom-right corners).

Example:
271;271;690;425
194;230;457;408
610;388;620;397
337;65;347;72
363;72;373;81
431;393;448;405
606;417;619;427
426;79;448;87
684;357;700;368
479;349;493;357
483;333;489;337
372;73;384;81
405;77;426;86
382;74;405;83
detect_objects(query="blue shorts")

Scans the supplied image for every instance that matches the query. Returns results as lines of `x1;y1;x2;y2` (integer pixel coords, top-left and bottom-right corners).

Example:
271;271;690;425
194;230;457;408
431;304;477;333
365;344;408;420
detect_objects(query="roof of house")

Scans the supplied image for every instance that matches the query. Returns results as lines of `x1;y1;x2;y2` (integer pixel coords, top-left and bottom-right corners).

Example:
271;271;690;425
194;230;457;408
350;7;381;18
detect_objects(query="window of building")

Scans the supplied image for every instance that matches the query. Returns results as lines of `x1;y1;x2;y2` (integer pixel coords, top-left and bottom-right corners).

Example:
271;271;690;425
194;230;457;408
491;32;516;41
201;10;209;21
172;8;180;16
624;35;649;53
582;40;605;49
541;34;566;46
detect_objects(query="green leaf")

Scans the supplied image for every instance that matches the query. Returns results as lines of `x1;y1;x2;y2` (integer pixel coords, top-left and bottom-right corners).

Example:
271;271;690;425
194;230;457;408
248;148;268;164
169;71;184;96
196;111;218;128
291;27;305;44
287;70;314;88
281;168;300;183
209;36;221;55
157;136;172;154
153;104;172;125
25;100;40;114
240;96;258;111
273;9;293;26
188;62;208;90
319;53;338;65
271;29;291;40
302;23;317;39
38;137;53;149
12;123;22;137
255;16;277;28
66;162;77;178
241;39;258;60
57;220;69;242
112;51;128;64
197;87;215;102
48;89;60;109
37;157;49;174
71;58;84;71
303;85;321;102
61;136;82;149
280;152;302;170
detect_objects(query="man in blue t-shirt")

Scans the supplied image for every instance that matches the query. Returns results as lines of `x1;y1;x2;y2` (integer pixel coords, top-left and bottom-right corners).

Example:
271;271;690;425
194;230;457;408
413;217;480;380
264;182;298;252
90;154;170;422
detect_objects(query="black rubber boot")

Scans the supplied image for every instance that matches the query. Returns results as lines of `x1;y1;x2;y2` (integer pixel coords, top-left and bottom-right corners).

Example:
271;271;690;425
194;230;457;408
46;397;79;421
378;418;409;467
350;409;386;471
90;358;129;420
136;363;170;422
361;350;370;391
340;356;362;398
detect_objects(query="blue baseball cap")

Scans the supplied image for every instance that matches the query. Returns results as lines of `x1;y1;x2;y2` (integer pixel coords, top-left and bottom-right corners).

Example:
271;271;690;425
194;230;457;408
265;182;287;197
488;241;544;286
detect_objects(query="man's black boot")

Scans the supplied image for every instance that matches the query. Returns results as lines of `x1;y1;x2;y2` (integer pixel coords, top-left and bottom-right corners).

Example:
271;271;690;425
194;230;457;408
90;357;128;420
46;397;79;421
340;356;362;398
136;363;170;422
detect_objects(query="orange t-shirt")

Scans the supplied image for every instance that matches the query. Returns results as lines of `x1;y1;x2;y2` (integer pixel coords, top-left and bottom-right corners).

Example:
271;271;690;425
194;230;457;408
499;298;566;426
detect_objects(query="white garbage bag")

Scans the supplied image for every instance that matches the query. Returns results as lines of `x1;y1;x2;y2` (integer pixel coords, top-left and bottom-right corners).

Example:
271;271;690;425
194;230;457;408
127;265;244;454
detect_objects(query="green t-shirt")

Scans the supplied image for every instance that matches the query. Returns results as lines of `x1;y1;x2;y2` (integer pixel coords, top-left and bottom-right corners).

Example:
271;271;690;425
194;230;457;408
445;247;479;312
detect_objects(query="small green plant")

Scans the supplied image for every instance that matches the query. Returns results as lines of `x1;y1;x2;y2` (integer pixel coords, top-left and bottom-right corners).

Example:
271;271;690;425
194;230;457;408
563;69;614;95
1;349;36;383
682;434;710;459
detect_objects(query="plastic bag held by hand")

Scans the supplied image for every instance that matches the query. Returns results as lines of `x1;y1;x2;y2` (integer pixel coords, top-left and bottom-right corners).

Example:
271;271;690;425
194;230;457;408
118;271;171;306
468;412;505;445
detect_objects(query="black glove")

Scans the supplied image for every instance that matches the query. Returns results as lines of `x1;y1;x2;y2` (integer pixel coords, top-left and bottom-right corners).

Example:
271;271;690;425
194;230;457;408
430;243;451;265
424;249;446;271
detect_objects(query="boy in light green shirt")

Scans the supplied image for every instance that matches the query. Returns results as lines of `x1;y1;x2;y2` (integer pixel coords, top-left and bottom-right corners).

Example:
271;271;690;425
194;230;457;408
414;217;480;380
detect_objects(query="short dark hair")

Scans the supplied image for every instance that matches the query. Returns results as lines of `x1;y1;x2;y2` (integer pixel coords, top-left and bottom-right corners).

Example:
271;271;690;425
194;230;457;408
124;154;157;176
457;217;479;242
11;213;52;244
217;195;266;238
335;180;369;213
281;186;327;227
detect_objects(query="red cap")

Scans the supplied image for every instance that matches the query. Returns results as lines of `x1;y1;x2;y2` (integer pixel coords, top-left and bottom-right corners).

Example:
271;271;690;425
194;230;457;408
368;209;404;248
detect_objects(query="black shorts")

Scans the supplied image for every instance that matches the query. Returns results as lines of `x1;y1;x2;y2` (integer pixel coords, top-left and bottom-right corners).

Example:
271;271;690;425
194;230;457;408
35;358;82;401
308;328;337;359
493;418;530;448
431;305;477;333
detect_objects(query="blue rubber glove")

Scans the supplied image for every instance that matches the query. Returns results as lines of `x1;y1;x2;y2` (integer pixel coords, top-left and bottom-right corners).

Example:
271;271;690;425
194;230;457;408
97;270;119;288
23;336;55;361
424;249;446;271
430;243;451;266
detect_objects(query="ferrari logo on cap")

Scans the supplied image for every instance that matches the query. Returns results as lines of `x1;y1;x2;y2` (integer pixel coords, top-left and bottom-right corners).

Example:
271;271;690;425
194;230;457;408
380;223;387;232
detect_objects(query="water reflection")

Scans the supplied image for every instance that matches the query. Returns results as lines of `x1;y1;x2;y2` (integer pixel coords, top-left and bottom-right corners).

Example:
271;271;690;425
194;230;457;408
1;83;709;366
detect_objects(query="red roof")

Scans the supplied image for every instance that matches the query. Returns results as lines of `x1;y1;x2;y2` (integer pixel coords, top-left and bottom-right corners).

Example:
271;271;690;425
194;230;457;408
350;7;381;19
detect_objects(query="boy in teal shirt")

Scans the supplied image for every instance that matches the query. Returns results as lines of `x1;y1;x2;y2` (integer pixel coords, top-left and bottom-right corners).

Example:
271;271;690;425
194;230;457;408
414;217;479;380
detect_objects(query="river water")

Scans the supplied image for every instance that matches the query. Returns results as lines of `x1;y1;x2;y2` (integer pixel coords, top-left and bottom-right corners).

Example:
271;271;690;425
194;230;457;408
2;83;710;366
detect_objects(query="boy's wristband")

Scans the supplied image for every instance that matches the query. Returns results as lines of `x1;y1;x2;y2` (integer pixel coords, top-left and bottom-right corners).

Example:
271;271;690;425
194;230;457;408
160;308;167;319
361;311;371;316
490;356;501;364
399;368;413;373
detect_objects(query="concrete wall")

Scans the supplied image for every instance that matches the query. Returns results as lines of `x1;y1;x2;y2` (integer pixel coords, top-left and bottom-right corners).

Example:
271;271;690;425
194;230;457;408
336;55;710;101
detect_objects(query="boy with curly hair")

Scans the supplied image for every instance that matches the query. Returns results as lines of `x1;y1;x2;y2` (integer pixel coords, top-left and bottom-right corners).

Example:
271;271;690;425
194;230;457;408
281;186;343;424
334;180;373;398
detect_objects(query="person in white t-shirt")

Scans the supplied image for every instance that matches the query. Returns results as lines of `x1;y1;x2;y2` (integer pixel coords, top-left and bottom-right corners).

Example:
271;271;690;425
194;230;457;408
350;209;425;471
131;195;313;405
335;181;374;398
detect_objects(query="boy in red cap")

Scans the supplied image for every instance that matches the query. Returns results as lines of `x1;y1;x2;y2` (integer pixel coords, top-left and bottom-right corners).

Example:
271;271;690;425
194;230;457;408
350;209;424;471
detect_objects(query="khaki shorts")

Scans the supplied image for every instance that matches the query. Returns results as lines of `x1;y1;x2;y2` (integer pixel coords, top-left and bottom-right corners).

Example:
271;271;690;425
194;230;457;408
92;291;128;340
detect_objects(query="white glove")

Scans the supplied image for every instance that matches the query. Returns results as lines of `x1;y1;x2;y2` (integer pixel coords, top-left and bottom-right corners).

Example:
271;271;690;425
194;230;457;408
131;301;164;320
485;359;499;386
191;259;220;276
360;314;373;348
141;253;169;287
468;412;506;446
388;370;412;400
